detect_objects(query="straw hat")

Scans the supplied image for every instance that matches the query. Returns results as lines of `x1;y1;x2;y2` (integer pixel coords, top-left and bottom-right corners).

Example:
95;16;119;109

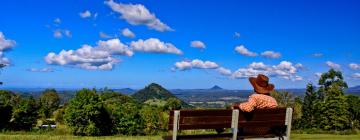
249;74;274;94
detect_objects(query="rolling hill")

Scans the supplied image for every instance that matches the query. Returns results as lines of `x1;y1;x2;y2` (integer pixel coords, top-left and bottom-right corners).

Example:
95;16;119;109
131;83;191;108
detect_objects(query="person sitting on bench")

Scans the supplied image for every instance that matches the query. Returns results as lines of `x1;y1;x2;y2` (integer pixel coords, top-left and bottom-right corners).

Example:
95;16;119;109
232;74;278;135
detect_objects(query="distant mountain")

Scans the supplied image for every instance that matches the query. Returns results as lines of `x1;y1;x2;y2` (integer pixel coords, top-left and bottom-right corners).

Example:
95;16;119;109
113;88;137;94
349;85;360;90
132;83;191;108
210;85;223;90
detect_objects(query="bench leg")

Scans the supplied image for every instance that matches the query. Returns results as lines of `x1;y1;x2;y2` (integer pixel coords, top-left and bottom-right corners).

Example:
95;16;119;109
173;110;180;140
285;108;293;140
231;109;239;140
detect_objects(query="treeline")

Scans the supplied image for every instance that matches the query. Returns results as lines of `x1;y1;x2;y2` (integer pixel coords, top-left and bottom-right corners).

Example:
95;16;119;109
0;88;182;136
271;69;360;132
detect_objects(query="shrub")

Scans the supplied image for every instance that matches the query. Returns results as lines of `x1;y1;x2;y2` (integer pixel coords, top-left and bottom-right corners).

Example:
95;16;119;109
64;89;112;136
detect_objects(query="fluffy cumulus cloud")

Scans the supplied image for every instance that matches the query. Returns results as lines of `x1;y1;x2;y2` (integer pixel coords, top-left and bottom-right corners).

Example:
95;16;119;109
232;61;303;81
99;32;113;39
349;63;360;70
45;38;133;70
190;40;206;49
261;51;281;58
0;32;16;64
53;29;72;38
326;61;341;69
105;0;173;32
27;68;54;72
130;38;182;55
174;59;219;70
235;45;257;57
121;28;135;38
217;67;232;76
79;10;92;18
352;73;360;79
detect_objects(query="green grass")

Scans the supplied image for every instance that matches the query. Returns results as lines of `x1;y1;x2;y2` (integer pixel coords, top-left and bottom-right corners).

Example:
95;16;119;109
291;134;360;140
0;133;360;140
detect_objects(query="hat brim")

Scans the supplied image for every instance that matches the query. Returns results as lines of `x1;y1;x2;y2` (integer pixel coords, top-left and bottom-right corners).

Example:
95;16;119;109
249;77;274;94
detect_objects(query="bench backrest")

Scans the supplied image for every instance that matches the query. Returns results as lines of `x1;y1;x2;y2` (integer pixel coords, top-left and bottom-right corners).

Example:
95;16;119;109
169;108;287;130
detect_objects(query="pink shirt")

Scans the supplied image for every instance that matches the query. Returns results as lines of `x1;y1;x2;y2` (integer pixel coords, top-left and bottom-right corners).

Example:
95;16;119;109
239;93;278;112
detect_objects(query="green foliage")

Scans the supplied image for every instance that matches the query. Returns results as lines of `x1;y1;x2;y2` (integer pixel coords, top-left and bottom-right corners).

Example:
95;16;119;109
53;107;65;124
100;91;144;135
38;89;60;118
139;105;165;135
10;96;39;131
163;97;182;111
271;90;302;127
345;95;360;129
300;69;351;131
300;83;318;128
0;90;15;130
64;89;112;136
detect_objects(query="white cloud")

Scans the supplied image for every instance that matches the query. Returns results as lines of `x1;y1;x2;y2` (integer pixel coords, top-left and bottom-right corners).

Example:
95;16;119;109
235;45;257;57
352;73;360;79
27;68;54;72
53;29;72;38
53;18;61;24
174;59;219;70
190;40;206;49
79;10;92;18
232;61;303;81
0;32;16;65
349;63;360;70
217;67;232;76
99;32;113;39
45;38;133;70
313;53;323;57
105;0;173;32
326;61;341;69
234;32;240;38
121;28;135;38
130;38;182;55
295;63;304;69
315;72;322;78
261;51;281;58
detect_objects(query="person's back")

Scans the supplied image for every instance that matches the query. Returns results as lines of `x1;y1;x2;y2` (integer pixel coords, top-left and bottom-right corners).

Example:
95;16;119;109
232;74;278;135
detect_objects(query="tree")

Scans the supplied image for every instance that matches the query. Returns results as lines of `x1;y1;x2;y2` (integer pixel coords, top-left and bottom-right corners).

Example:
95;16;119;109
163;97;182;111
346;95;360;129
64;89;112;136
316;69;350;130
300;83;318;128
140;105;164;135
10;96;39;131
38;89;60;118
0;90;15;130
270;91;302;124
100;91;144;135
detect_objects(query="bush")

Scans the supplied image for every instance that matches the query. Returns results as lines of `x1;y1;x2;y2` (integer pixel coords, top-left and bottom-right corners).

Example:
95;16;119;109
100;92;144;135
10;96;39;131
64;89;112;136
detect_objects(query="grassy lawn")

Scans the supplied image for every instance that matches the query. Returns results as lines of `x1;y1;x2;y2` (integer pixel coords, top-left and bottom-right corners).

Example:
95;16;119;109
0;133;360;140
291;134;360;140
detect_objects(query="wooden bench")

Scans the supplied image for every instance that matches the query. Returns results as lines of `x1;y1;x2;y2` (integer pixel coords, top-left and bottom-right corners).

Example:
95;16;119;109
164;108;292;140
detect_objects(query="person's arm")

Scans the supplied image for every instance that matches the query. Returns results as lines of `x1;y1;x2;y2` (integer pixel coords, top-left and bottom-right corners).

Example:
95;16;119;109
239;95;257;112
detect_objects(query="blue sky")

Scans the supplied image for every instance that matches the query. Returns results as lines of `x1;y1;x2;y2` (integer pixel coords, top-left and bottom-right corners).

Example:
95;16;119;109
0;0;360;89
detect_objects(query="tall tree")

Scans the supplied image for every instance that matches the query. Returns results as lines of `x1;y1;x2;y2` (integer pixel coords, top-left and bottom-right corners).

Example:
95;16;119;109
0;90;15;130
10;96;39;131
38;89;60;118
301;83;318;128
64;89;112;136
316;69;350;130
